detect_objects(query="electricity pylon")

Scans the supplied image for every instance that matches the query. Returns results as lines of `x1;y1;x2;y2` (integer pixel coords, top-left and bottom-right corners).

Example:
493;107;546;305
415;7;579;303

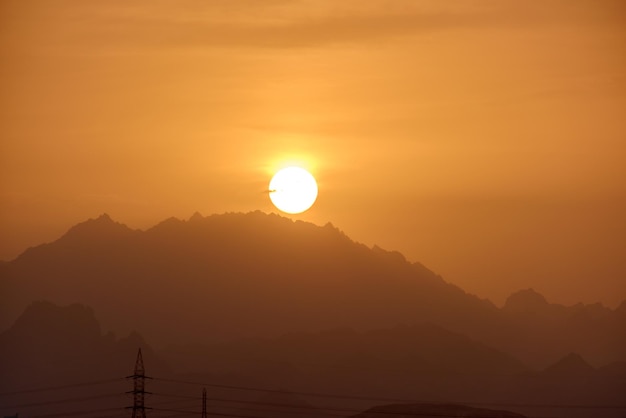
127;348;151;418
202;387;207;418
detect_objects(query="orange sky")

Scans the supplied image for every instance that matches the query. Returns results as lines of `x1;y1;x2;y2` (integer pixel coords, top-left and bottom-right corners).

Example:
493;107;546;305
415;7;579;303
1;0;625;307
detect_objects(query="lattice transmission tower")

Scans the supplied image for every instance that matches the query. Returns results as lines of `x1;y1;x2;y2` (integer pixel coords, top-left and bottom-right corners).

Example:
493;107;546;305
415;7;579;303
202;387;207;418
127;348;151;418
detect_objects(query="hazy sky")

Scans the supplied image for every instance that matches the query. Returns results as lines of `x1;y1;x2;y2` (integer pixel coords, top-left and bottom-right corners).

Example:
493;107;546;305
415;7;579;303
1;0;624;307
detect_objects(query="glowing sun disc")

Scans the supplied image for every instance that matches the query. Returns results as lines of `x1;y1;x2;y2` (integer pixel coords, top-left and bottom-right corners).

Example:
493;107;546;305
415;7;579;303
269;167;318;214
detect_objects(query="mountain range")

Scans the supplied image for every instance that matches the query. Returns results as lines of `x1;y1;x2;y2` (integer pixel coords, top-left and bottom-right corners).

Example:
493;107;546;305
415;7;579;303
1;212;624;369
2;301;624;418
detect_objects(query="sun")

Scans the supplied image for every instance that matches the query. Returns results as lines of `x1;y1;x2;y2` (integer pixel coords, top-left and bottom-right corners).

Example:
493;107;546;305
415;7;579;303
269;166;318;214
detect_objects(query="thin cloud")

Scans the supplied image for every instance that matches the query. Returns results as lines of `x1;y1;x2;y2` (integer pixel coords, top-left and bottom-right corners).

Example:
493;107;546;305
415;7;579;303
8;0;624;53
69;12;485;51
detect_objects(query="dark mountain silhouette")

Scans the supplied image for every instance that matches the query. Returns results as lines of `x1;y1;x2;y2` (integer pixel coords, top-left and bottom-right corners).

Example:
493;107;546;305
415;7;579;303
0;301;171;418
504;288;613;321
164;324;527;379
350;403;527;418
504;288;552;315
543;352;596;377
0;300;168;391
0;212;501;344
161;324;533;410
0;212;624;369
2;301;625;418
597;361;626;380
502;289;625;367
160;325;625;418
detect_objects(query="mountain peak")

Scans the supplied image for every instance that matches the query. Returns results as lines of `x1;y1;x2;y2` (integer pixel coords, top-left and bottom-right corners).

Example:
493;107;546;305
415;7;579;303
60;213;134;243
81;213;115;225
4;300;101;343
543;352;595;376
503;288;549;313
188;211;204;222
97;213;112;222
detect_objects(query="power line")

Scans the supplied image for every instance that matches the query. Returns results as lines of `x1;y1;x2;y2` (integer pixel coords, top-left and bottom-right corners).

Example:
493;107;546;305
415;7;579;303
152;393;199;400
155;411;338;418
72;414;128;418
206;403;345;417
206;413;308;418
206;397;420;417
0;392;122;409
82;415;128;418
151;397;202;407
152;408;200;415
154;405;557;418
2;364;622;418
151;414;198;418
154;395;556;418
154;395;345;417
151;376;626;410
28;407;123;418
153;409;324;418
0;377;124;397
149;392;548;418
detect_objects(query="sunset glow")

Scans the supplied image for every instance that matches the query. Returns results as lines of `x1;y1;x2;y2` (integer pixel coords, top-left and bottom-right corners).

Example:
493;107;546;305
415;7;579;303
0;0;624;307
0;2;624;415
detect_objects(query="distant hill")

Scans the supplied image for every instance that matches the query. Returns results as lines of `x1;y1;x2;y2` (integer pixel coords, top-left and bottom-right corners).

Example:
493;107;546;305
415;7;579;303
597;360;626;377
542;352;596;377
1;212;624;368
162;323;528;401
350;403;527;418
0;300;167;391
230;391;331;418
2;301;624;418
164;323;527;378
0;301;174;417
504;288;614;322
501;289;626;367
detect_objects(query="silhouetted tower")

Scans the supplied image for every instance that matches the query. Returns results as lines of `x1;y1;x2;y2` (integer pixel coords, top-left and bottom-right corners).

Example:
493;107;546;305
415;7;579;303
127;348;151;418
202;388;207;418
